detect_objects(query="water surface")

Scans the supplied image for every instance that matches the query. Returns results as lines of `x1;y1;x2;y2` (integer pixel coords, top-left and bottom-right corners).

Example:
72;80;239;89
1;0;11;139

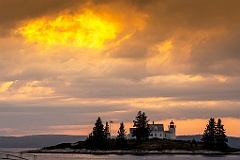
1;148;239;160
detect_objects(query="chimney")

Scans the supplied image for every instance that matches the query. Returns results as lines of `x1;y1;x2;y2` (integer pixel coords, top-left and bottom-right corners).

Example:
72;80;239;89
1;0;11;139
153;121;154;125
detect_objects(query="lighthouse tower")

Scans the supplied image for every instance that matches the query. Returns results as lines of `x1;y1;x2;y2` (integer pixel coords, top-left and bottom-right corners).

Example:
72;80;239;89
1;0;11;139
168;121;176;139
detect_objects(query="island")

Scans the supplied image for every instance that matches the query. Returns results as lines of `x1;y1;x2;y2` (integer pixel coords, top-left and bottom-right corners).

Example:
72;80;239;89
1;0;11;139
27;138;240;155
27;112;240;155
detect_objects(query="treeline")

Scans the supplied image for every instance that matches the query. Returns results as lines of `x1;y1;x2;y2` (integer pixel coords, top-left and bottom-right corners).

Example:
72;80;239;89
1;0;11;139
86;111;150;149
86;117;127;149
85;111;229;151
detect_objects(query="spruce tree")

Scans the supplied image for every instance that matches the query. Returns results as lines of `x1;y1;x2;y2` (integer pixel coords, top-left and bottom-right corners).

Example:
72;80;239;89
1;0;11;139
104;121;110;139
202;118;228;150
202;118;216;149
117;122;126;139
132;111;150;143
88;117;107;149
215;119;228;150
116;122;127;148
92;117;105;140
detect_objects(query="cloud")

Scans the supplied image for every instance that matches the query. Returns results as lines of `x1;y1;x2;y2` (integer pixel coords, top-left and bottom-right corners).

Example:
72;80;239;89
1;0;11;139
0;96;239;136
0;0;240;136
0;0;89;36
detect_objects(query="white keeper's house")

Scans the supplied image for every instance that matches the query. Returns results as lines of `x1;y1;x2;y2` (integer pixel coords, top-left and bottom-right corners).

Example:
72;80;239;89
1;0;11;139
128;121;176;140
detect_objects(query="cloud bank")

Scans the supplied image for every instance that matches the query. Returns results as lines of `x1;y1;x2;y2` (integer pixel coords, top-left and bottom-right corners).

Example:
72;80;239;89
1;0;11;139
0;0;239;136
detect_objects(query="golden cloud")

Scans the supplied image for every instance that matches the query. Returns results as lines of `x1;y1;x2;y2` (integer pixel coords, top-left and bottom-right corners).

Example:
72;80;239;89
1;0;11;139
18;9;120;49
0;81;14;92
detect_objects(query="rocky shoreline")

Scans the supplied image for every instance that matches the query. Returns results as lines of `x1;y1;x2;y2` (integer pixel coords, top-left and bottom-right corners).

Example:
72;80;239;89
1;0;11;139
27;149;240;155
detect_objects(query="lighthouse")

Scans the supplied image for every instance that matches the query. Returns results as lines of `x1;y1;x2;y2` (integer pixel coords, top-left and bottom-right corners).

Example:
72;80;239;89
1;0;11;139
128;120;177;140
168;120;176;139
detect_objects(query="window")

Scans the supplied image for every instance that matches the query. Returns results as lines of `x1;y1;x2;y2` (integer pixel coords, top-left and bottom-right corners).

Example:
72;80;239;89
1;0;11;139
155;134;157;137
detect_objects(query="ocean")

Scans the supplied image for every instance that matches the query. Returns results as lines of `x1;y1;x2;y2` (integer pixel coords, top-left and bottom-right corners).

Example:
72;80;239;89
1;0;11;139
0;148;239;160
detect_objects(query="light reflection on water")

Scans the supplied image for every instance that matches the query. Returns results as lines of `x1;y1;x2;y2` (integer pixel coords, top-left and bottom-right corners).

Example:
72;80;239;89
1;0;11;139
24;153;240;160
0;149;239;160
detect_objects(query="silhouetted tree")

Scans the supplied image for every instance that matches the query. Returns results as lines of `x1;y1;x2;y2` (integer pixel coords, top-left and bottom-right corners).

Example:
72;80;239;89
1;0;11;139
202;118;228;150
202;118;216;149
87;132;93;141
116;122;127;148
87;117;107;149
117;122;126;139
132;111;150;143
104;121;110;139
92;117;105;139
215;119;228;150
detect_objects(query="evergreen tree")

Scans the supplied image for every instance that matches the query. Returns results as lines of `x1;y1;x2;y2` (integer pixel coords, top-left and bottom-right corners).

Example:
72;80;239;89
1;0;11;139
202;118;216;149
87;132;93;141
202;118;228;150
215;119;228;150
104;121;110;139
92;117;105;140
132;111;151;143
87;117;107;149
117;122;126;139
116;122;127;148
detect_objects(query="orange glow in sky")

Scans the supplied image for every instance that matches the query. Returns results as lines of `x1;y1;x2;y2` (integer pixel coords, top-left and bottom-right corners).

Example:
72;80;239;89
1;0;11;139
1;0;240;138
18;10;119;49
75;118;240;137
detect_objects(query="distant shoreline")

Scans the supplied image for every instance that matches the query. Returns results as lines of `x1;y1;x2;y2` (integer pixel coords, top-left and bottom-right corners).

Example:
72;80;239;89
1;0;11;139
27;149;240;155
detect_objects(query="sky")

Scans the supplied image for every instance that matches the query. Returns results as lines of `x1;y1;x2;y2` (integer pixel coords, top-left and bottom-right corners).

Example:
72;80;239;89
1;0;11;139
0;0;240;137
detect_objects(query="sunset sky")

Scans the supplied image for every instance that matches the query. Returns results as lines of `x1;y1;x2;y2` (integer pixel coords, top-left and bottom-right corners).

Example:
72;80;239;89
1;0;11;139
0;0;240;137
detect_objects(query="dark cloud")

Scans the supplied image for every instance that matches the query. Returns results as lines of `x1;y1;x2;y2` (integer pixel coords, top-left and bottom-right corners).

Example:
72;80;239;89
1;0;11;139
0;0;88;36
0;0;88;22
148;0;240;31
108;0;240;76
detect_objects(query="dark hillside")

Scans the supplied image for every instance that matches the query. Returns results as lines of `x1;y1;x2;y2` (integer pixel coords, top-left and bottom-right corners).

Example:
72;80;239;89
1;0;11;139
0;135;86;148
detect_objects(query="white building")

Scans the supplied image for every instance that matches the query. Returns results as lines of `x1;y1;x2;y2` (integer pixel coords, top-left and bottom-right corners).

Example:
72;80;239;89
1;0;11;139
128;121;176;140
